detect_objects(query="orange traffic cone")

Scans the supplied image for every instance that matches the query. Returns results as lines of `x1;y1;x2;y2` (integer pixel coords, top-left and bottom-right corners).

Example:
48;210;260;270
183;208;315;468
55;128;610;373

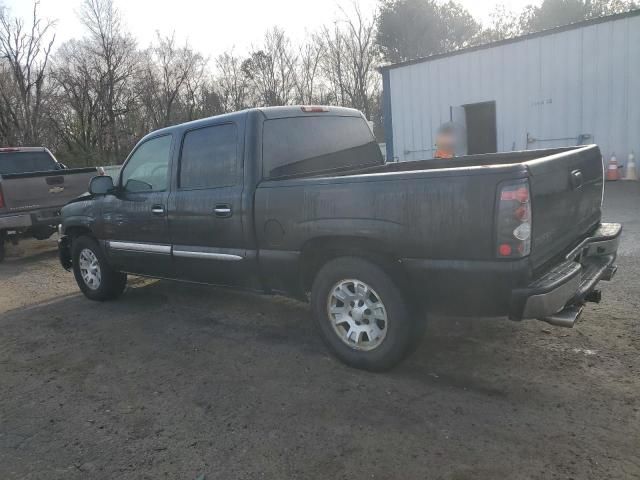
606;154;621;181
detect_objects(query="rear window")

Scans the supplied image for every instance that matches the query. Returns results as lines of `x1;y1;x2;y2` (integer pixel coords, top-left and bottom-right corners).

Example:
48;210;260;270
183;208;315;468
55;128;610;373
179;123;238;189
262;116;382;179
0;151;57;175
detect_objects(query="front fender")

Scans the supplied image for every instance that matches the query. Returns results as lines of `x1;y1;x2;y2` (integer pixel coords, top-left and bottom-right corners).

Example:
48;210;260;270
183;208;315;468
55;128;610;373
61;215;95;234
60;197;99;236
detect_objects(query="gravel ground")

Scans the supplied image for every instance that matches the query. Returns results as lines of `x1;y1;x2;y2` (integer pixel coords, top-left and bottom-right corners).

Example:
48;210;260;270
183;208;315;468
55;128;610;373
1;182;639;480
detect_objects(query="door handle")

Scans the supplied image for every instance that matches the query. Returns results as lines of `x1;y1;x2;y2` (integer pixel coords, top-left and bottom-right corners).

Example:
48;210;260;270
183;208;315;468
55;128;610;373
570;169;583;190
151;205;165;216
214;204;232;218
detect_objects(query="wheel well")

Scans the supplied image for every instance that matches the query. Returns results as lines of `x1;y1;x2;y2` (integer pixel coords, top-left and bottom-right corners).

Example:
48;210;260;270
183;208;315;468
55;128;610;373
299;236;408;293
65;226;94;240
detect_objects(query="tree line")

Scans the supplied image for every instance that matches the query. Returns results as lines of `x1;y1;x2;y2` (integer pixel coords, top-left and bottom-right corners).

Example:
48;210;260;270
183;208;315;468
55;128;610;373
0;0;635;166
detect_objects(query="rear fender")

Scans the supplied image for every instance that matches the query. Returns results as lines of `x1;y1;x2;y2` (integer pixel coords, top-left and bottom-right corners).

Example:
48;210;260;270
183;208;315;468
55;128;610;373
299;235;414;303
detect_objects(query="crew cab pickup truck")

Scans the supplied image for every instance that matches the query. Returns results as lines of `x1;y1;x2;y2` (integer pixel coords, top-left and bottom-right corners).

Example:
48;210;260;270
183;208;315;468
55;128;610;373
57;106;621;371
0;147;98;262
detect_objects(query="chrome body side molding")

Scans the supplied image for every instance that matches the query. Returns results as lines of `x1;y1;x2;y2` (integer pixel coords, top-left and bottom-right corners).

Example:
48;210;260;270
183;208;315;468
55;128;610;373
172;249;243;261
107;241;244;261
108;241;172;255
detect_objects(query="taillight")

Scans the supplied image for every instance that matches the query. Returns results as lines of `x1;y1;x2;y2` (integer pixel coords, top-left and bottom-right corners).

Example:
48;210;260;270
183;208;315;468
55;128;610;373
496;180;531;258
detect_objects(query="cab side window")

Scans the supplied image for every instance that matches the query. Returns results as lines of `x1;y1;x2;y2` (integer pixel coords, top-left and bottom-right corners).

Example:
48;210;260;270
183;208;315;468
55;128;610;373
121;135;173;192
179;124;238;189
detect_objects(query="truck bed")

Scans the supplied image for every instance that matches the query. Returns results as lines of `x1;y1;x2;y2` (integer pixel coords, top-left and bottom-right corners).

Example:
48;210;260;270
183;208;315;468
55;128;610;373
257;145;604;274
305;147;579;177
1;168;97;211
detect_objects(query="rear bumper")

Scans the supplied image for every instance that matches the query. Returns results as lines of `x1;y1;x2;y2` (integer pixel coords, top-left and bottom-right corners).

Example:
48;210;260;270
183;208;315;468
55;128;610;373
0;208;63;230
510;222;621;321
400;222;621;320
0;213;32;230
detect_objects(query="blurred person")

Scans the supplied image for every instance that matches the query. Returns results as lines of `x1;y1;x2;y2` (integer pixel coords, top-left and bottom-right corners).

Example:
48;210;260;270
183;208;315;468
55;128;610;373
434;122;467;158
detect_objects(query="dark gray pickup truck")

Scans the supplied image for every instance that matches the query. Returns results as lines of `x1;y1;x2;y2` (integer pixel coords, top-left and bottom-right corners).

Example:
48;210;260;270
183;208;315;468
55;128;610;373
0;147;98;262
58;106;621;370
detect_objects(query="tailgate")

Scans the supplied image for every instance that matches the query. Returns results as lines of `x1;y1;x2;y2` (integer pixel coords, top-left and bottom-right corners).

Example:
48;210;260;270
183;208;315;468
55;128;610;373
527;145;603;270
0;169;96;213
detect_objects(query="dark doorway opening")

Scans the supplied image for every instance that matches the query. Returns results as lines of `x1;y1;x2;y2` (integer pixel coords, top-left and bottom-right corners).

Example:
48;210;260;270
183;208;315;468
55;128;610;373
464;101;497;155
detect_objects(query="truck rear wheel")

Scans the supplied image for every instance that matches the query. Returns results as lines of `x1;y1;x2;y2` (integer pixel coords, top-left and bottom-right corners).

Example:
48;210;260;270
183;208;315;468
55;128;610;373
72;236;127;301
310;256;420;371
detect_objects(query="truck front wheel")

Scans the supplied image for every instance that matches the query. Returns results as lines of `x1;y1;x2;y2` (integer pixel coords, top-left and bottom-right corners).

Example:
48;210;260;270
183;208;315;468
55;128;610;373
71;236;127;301
310;256;420;371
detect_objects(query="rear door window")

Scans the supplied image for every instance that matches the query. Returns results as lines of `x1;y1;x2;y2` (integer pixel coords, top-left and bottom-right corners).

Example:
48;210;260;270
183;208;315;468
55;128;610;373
0;151;57;174
262;116;382;179
179;123;238;189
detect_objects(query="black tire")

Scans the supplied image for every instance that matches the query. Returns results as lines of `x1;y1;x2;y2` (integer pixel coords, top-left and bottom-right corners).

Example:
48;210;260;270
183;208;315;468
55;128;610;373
71;235;127;301
310;256;421;371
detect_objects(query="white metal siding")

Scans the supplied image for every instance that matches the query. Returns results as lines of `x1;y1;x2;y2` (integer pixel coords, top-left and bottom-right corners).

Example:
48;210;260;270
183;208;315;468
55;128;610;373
388;13;640;165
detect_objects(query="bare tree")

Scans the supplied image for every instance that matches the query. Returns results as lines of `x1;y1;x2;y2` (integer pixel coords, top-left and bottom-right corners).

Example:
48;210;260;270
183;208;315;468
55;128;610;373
79;0;137;163
0;60;19;144
295;37;324;104
0;0;386;163
342;3;379;118
242;27;298;106
140;32;206;129
320;23;347;106
215;50;249;112
320;3;380;118
184;76;224;120
49;39;101;164
0;1;55;145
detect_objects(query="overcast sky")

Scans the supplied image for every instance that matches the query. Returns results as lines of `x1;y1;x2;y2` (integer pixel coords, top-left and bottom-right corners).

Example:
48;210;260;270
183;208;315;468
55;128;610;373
3;0;539;59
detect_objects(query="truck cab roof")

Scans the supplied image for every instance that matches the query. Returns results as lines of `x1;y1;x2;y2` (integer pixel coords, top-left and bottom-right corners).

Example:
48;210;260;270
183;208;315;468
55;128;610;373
256;106;363;119
141;106;364;141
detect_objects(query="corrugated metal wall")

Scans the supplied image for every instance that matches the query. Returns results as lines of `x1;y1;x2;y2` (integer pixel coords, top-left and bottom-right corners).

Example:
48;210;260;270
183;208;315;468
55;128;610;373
387;12;640;166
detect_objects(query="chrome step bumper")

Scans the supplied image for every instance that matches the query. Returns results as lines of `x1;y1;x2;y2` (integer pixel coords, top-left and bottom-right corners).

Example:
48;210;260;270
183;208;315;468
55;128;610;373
511;223;622;324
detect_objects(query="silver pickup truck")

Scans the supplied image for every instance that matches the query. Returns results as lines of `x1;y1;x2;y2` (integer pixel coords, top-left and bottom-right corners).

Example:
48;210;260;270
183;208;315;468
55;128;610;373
0;147;98;262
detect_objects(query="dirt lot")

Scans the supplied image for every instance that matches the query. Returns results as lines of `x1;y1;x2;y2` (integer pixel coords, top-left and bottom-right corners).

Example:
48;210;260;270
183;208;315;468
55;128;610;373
1;182;639;480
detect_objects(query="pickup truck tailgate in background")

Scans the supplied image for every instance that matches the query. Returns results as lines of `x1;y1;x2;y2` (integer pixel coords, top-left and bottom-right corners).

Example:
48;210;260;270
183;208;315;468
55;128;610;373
0;169;96;213
527;145;603;270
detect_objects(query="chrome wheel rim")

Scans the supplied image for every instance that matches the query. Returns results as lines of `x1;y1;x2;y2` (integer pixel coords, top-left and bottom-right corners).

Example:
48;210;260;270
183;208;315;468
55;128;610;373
327;279;388;351
79;248;101;290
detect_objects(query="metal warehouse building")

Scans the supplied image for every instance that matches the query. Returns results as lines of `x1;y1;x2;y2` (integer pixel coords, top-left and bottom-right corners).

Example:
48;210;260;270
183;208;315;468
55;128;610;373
381;9;640;167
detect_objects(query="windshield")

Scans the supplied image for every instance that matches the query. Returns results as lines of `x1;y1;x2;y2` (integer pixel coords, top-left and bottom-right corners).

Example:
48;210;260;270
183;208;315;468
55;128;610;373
0;151;58;175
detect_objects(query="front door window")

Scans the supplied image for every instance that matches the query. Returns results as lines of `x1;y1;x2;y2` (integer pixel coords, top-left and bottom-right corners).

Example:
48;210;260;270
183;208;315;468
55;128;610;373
120;135;172;192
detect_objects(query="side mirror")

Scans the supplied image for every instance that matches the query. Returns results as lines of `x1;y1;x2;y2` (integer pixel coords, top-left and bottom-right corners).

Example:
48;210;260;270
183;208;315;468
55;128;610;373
124;178;153;192
89;175;114;195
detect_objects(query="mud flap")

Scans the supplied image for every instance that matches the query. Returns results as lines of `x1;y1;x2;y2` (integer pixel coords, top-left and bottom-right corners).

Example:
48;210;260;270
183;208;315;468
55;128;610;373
58;235;72;270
